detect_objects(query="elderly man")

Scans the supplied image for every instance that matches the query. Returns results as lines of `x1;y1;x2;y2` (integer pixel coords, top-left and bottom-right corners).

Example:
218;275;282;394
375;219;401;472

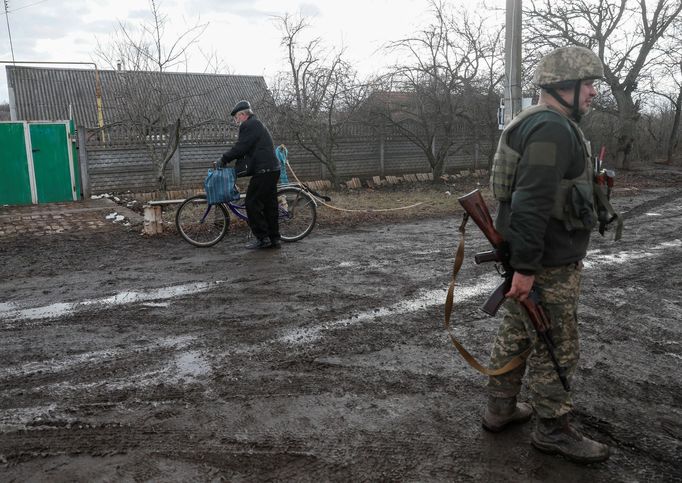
221;100;281;249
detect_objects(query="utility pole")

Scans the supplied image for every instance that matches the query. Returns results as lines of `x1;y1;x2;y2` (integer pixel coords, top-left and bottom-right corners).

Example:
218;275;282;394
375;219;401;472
504;0;522;125
4;0;16;63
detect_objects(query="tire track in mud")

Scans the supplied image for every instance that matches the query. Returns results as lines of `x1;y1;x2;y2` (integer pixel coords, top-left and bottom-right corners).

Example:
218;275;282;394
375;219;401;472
0;282;224;327
271;189;682;351
576;408;681;468
275;276;499;346
0;423;498;480
574;189;682;478
0;335;196;380
0;335;208;433
0;336;198;403
618;187;682;220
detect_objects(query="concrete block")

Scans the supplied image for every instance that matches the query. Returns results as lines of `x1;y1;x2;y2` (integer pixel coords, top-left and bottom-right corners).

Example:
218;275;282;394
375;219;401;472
143;205;163;235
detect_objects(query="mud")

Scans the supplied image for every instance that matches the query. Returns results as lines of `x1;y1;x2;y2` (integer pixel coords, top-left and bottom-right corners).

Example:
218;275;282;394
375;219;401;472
0;167;681;481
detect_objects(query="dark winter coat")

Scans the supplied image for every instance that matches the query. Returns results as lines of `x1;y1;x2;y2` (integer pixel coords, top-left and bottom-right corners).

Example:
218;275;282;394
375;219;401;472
494;109;591;274
220;115;279;175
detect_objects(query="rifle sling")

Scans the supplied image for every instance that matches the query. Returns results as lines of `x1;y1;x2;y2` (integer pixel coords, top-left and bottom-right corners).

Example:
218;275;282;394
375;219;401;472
444;213;531;376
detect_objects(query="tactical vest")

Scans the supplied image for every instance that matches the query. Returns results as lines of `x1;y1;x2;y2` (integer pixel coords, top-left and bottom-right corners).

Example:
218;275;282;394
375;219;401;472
490;105;597;231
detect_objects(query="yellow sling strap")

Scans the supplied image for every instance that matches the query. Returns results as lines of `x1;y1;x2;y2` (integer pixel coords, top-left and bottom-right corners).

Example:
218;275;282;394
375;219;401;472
444;213;531;376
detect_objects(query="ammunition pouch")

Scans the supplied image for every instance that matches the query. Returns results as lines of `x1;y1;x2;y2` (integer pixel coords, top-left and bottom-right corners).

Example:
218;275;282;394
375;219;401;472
551;177;596;232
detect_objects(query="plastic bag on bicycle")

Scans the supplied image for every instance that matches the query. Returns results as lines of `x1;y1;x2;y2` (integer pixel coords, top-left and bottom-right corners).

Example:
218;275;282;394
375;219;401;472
205;167;240;205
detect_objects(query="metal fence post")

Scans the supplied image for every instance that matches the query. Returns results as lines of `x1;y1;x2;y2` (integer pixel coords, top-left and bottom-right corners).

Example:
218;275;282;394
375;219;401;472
77;126;91;199
379;133;385;177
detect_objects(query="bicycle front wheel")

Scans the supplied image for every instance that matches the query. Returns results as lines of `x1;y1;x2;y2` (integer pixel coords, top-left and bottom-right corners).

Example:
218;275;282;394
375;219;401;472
277;187;317;242
175;195;230;247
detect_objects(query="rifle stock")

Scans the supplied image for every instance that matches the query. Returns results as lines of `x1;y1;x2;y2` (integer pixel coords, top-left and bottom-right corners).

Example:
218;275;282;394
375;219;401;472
457;190;504;248
457;189;570;392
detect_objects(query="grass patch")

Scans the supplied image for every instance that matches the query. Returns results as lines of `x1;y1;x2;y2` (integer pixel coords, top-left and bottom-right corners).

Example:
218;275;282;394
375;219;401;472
311;177;489;228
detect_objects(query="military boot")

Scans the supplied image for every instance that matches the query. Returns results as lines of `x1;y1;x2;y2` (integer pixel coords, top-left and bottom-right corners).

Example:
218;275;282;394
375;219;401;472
531;414;610;464
481;396;533;433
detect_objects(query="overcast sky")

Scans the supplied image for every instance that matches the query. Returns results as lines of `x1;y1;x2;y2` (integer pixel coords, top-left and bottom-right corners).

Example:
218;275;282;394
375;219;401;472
0;0;501;106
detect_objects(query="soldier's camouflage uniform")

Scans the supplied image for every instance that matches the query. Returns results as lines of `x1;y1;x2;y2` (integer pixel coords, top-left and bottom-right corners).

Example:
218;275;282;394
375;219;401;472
487;263;582;418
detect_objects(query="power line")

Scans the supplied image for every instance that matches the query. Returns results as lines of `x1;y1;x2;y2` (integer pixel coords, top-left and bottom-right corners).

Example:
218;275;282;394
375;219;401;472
4;0;15;63
1;0;49;16
2;0;52;64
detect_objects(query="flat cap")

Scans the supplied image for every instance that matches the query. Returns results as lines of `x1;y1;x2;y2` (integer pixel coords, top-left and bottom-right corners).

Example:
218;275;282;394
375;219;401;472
230;100;251;116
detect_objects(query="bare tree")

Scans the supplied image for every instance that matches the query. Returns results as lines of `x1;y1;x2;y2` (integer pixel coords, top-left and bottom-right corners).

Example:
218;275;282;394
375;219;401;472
272;13;369;188
0;102;9;121
524;0;682;169
471;9;507;168
372;1;489;179
648;62;682;164
647;17;682;164
95;0;223;192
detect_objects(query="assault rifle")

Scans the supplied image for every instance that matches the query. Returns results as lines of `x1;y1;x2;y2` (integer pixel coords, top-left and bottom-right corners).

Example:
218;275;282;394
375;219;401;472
457;189;570;392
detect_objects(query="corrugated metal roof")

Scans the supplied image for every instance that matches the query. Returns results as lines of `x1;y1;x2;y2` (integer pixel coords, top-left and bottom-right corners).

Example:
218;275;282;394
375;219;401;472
6;65;272;128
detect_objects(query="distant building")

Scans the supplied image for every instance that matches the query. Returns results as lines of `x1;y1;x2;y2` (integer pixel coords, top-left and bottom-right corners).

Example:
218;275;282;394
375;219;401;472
364;91;419;123
5;65;272;129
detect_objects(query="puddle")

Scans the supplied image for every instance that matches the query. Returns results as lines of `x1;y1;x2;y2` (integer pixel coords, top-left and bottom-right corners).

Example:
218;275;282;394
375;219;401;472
143;302;171;308
312;261;361;271
0;281;225;324
312;260;388;272
0;302;17;312
174;351;211;380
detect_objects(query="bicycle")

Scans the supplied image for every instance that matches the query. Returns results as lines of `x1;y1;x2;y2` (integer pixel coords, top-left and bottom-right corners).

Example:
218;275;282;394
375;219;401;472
175;184;317;247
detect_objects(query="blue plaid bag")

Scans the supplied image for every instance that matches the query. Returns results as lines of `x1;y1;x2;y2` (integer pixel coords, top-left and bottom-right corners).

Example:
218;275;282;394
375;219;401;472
275;144;289;184
204;167;240;205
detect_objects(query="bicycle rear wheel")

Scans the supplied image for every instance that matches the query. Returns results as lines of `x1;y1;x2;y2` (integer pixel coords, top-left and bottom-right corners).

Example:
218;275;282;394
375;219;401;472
175;195;230;247
277;187;317;242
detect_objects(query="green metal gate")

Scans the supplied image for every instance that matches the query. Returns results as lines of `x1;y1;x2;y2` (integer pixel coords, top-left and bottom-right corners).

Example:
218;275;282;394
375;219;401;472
0;121;80;205
0;122;33;205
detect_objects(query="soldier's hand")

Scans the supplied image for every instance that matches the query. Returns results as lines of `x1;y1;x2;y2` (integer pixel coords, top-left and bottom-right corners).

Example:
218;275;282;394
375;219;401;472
506;272;534;302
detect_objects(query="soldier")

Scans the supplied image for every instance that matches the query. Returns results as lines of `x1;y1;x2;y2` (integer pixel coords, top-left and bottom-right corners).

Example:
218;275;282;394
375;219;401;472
482;46;610;464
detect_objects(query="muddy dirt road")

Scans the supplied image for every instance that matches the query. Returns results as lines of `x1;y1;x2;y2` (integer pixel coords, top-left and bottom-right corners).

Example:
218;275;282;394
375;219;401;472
1;176;680;481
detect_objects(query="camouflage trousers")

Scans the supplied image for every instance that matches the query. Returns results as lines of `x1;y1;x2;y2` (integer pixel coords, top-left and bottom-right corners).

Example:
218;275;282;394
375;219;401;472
487;262;582;419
